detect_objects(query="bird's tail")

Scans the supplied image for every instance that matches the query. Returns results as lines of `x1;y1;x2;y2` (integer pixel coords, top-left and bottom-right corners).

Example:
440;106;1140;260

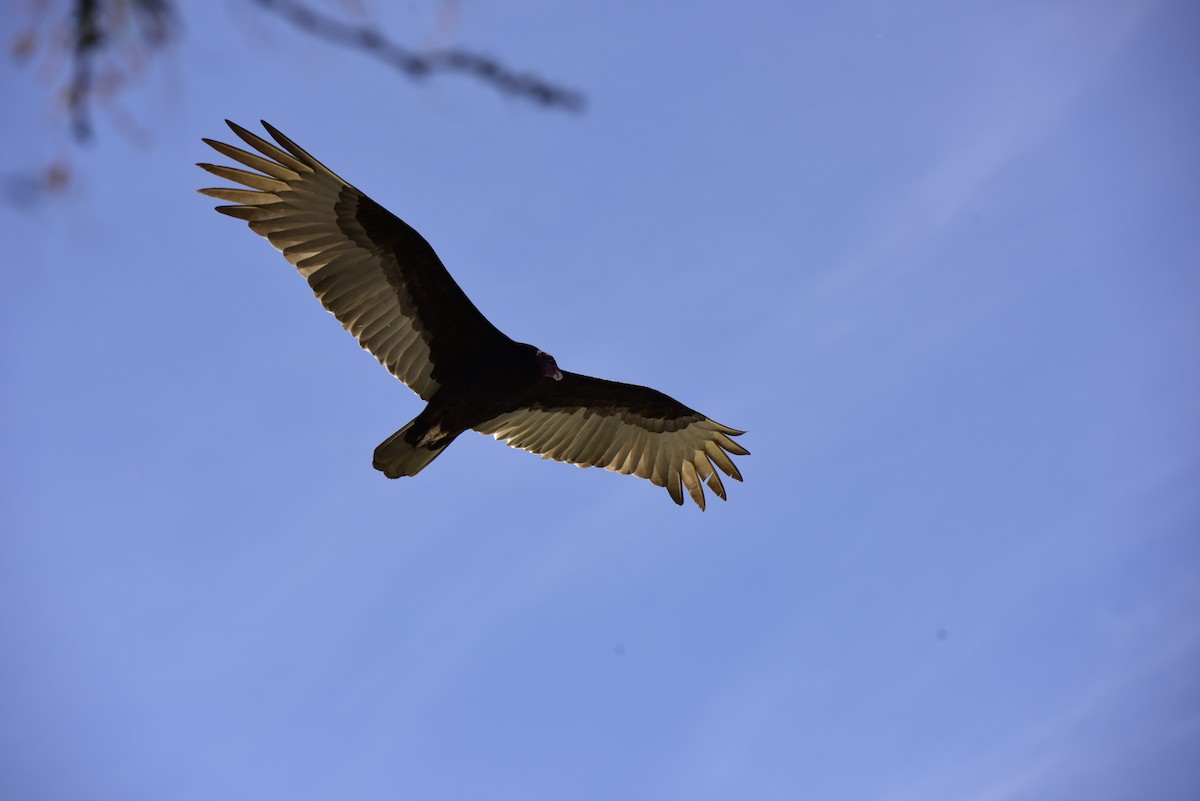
372;419;457;478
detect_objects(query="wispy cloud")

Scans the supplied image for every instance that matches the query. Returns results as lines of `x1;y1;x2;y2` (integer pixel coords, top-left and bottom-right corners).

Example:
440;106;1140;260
769;0;1159;360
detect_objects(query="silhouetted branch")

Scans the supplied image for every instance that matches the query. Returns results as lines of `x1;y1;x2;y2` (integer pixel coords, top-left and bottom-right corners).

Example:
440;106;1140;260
67;0;100;141
251;0;585;111
9;0;580;167
64;0;177;141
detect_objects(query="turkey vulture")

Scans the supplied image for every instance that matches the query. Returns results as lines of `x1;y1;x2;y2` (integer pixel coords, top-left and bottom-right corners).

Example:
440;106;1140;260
198;121;747;508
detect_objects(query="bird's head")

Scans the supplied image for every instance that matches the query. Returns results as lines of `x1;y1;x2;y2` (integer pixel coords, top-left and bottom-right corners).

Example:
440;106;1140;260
535;349;563;381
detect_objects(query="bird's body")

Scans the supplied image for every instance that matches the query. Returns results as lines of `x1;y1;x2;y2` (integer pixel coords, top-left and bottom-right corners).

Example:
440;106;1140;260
199;121;747;508
375;341;549;475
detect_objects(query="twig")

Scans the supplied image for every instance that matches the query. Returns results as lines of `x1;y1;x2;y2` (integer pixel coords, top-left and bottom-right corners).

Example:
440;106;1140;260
251;0;585;112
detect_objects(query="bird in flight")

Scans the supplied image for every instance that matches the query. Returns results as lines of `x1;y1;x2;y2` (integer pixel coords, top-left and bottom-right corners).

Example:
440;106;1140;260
198;121;747;508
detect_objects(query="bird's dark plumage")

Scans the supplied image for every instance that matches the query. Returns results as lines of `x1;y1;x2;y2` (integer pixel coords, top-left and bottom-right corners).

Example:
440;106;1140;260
198;121;747;508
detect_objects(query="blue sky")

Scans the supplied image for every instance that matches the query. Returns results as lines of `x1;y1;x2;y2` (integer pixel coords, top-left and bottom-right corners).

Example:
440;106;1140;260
2;0;1198;798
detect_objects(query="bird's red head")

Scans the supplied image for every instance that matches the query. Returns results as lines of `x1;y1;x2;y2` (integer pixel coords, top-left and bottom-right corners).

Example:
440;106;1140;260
536;350;563;381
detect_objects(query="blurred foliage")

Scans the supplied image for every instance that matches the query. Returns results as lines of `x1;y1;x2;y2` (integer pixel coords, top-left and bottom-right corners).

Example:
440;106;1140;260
6;0;583;206
12;0;176;143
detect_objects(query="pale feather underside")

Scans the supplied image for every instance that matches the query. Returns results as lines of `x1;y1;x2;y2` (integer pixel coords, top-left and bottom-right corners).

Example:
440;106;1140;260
476;404;747;509
198;121;439;399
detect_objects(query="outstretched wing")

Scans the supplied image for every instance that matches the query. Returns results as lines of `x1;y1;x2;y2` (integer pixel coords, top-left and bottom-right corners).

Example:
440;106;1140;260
475;372;748;509
198;120;507;400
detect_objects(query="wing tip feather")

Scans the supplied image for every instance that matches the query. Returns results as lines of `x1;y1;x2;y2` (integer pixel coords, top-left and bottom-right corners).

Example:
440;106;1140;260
212;205;265;221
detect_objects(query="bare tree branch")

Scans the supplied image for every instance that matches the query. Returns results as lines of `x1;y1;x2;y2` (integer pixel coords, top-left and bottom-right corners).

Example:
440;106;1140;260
18;0;581;148
6;0;581;205
63;0;176;141
68;0;101;141
251;0;585;112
